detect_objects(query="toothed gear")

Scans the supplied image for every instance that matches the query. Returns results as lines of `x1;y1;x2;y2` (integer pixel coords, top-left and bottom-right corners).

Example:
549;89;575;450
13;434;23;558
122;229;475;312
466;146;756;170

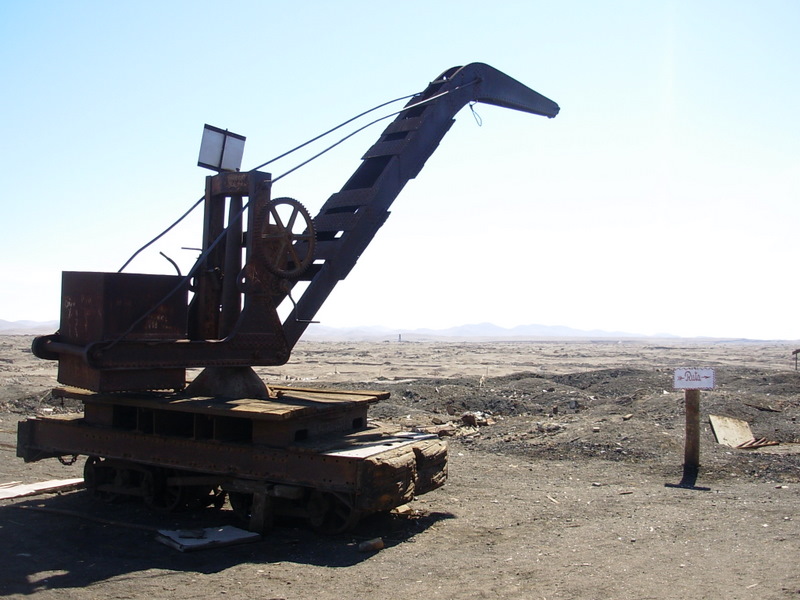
259;197;316;278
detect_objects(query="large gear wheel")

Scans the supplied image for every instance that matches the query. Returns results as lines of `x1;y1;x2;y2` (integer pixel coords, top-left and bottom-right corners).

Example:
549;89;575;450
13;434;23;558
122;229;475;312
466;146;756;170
259;197;316;278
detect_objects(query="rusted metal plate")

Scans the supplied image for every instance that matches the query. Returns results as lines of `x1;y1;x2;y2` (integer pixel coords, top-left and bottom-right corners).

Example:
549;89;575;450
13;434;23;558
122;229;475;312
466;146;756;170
57;271;188;392
60;271;187;344
57;356;185;393
17;415;447;511
736;437;779;449
18;416;361;491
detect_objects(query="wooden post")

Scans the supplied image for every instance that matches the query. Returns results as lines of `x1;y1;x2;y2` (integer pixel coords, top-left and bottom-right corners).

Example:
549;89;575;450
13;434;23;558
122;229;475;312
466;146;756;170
669;368;713;490
682;389;701;484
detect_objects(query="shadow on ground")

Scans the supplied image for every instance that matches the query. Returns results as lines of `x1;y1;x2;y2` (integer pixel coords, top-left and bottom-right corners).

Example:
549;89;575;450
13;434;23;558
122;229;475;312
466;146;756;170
0;489;453;595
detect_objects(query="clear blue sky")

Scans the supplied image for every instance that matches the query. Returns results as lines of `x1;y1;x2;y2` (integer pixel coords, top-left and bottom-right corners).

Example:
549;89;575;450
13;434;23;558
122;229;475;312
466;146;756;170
2;0;799;339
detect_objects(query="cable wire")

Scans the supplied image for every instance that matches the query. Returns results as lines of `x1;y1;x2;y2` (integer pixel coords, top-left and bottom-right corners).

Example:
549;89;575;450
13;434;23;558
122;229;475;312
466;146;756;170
118;195;204;273
105;198;250;349
108;80;478;345
267;79;478;184
248;92;417;172
117;93;419;274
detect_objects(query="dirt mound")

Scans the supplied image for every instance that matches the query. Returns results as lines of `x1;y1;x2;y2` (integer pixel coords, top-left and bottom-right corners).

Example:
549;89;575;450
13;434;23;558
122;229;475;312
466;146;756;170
363;365;800;483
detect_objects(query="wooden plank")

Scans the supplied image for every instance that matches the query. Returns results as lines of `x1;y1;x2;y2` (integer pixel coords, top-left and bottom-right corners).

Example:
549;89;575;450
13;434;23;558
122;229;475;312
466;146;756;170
271;385;390;401
0;478;84;500
63;385;387;422
59;385;386;404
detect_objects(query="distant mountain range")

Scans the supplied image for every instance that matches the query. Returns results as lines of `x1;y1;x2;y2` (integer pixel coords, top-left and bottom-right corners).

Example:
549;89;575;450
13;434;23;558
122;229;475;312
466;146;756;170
0;319;59;335
302;322;663;340
0;319;653;339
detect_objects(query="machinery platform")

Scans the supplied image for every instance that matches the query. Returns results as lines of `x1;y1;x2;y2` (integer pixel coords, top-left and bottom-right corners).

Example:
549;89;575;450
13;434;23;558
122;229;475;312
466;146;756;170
18;63;559;534
17;385;446;533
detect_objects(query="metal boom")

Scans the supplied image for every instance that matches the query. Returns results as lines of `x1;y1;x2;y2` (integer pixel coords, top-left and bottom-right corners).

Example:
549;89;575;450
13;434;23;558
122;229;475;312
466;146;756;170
282;63;559;347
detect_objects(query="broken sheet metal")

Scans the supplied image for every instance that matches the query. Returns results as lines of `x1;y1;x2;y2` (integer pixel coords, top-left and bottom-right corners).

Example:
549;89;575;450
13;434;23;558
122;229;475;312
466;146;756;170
708;415;779;449
156;526;261;552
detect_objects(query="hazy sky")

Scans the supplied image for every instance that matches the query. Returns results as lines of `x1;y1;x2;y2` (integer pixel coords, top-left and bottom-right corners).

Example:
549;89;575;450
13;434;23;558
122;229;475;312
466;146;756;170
2;1;799;339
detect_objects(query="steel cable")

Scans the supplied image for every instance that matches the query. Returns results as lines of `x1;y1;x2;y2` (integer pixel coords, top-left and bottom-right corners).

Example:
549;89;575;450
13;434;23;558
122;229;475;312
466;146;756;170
108;81;476;346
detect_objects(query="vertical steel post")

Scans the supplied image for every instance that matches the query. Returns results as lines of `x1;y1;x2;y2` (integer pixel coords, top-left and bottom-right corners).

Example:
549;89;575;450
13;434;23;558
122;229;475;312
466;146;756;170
220;195;243;337
187;176;226;340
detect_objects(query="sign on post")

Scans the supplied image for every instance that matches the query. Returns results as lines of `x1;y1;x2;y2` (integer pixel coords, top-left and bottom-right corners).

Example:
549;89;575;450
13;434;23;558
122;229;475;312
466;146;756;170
669;368;715;489
673;368;715;390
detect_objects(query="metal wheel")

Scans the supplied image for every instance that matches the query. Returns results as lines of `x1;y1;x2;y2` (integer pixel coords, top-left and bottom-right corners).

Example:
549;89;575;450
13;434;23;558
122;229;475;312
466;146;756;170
83;456;119;503
306;491;361;535
229;491;253;522
143;468;184;512
229;490;273;532
184;485;226;511
259;197;315;278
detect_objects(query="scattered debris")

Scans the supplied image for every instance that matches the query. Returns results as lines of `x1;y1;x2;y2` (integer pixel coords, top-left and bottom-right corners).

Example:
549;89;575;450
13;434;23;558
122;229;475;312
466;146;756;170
536;422;565;433
358;537;385;552
736;438;780;449
461;411;495;427
415;423;458;437
744;403;781;413
708;415;779;450
709;414;758;447
0;478;83;500
156;526;261;552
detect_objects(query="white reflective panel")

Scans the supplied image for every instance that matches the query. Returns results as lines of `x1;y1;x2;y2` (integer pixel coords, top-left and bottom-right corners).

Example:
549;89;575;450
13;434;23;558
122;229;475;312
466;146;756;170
198;124;246;171
220;135;245;171
198;126;225;169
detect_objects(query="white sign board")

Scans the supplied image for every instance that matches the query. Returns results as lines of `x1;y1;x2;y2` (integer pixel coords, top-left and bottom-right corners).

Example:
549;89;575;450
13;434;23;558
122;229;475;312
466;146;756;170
674;368;715;390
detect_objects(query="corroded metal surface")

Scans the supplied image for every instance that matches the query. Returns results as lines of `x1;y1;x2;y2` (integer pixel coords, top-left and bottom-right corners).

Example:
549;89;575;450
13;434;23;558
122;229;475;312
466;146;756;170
17;386;446;531
20;63;558;531
31;63;557;393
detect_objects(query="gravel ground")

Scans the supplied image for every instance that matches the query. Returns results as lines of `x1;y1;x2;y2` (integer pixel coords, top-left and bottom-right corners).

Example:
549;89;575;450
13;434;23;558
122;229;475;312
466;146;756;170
2;336;799;599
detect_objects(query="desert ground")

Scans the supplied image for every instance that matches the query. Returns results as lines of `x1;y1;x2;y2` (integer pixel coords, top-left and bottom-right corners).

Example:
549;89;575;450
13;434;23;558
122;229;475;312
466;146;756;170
1;335;799;599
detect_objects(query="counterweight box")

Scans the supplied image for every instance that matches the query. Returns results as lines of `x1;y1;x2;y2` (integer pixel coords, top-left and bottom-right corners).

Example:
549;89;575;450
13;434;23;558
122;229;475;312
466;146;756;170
57;271;188;392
